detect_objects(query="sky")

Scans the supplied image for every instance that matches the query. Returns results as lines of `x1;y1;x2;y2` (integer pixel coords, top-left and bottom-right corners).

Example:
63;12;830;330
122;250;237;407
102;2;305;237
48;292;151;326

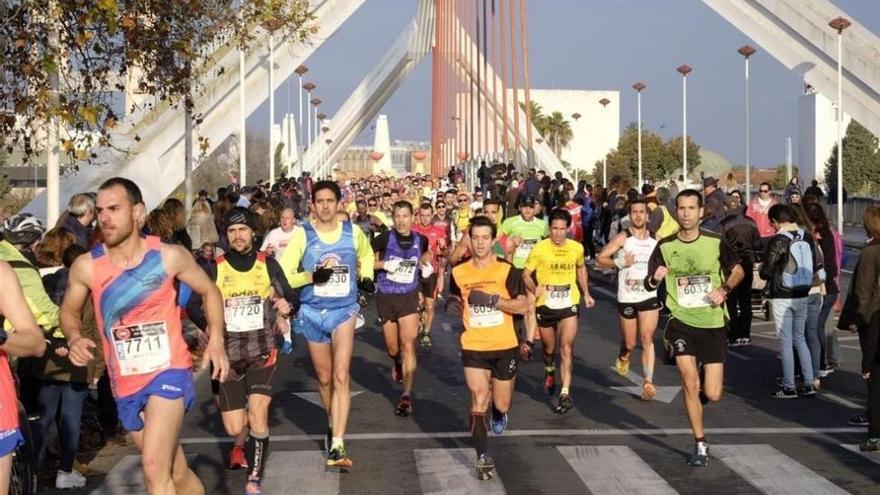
252;0;880;170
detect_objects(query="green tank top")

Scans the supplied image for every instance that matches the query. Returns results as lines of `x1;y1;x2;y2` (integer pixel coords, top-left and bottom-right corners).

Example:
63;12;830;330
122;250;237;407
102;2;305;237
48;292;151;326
0;240;60;335
657;233;727;329
501;216;549;268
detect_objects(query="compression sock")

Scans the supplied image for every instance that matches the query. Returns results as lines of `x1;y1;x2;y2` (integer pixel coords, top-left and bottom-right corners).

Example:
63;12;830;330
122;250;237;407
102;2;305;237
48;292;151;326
644;365;654;383
470;413;489;457
560;387;570;396
246;431;270;482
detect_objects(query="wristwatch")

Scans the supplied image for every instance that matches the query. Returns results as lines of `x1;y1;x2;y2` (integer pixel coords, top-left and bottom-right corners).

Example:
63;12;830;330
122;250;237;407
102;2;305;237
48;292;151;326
0;328;7;347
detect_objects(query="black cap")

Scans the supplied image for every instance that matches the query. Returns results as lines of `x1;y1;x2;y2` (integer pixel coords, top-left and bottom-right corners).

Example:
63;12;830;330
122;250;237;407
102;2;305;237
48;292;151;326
240;186;255;195
520;195;537;206
223;207;257;231
702;176;718;187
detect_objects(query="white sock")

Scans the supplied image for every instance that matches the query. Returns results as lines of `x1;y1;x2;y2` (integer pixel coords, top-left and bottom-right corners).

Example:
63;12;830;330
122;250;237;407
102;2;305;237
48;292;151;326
331;436;344;450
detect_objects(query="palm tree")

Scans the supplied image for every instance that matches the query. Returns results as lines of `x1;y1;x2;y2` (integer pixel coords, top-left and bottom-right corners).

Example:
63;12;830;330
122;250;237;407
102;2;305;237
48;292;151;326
544;111;573;158
520;100;548;138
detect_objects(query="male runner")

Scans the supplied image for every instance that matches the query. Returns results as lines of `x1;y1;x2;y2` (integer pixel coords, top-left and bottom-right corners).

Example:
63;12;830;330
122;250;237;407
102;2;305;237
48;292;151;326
596;199;661;400
0;261;46;495
645;189;744;467
412;203;449;348
212;207;298;494
372;201;431;416
63;177;230;495
278;180;375;469
450;216;528;480
522;209;594;412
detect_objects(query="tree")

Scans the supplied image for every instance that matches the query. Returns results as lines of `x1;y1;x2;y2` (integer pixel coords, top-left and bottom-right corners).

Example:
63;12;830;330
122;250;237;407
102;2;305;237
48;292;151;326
520;100;547;138
590;124;677;186
665;136;701;181
1;1;315;164
543;111;573;158
824;120;880;196
770;164;799;190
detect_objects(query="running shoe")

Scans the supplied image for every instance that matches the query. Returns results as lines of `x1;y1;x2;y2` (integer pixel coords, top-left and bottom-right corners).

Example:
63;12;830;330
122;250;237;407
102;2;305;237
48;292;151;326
687;441;709;467
859;438;880;452
324;427;333;454
641;381;657;401
490;408;508;434
801;386;817;397
614;356;630;376
228;444;248;470
771;388;798;399
738;337;752;346
555;394;574;414
418;327;432;348
395;395;413;417
244;480;262;494
818;364;836;378
55;469;86;489
327;444;353;468
475;454;495;480
392;359;403;384
849;414;870;427
544;366;556;395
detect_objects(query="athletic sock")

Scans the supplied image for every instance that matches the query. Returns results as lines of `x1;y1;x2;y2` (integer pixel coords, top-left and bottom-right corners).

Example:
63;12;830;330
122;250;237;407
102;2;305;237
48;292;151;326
544;357;554;372
491;405;504;421
695;436;706;444
470;413;489;457
246;431;270;482
331;436;344;451
644;366;654;383
560;387;570;396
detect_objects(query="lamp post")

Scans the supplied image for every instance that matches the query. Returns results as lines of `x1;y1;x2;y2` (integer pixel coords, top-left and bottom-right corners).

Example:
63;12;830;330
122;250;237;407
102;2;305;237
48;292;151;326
632;82;646;188
572;112;582;180
738;45;756;204
311;97;322;174
294;65;308;175
829;16;851;234
302;82;315;172
268;32;276;185
676;65;692;185
239;47;247;186
599;97;610;187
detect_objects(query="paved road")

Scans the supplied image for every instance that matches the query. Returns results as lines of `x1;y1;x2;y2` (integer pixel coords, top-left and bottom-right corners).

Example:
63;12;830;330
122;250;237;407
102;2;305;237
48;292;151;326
75;262;880;495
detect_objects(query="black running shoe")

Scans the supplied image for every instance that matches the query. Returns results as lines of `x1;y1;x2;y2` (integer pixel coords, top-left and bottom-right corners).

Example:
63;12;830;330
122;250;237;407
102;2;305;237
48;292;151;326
772;388;798;399
859;438;880;452
395;395;413;417
324;427;332;454
687;441;709;467
555;394;574;414
326;444;353;468
849;414;870;427
475;454;495;480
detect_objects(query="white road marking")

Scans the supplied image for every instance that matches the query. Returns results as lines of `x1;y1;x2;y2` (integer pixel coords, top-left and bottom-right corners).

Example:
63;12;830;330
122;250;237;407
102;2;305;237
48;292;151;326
608;367;681;404
714;444;849;495
178;427;864;444
292;391;363;408
727;350;752;361
558;445;678;494
414;448;506;494
822;392;865;410
591;285;618;300
259;451;340;494
442;322;452;333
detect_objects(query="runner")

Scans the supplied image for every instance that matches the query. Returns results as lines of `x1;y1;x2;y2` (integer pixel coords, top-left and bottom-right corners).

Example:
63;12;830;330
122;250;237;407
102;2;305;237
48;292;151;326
449;216;528;480
645;189;744;467
62;177;230;495
211;207;298;494
278;180;375;469
596;198;661;400
521;208;595;413
372;201;431;416
411;203;449;348
0;261;46;495
260;207;298;354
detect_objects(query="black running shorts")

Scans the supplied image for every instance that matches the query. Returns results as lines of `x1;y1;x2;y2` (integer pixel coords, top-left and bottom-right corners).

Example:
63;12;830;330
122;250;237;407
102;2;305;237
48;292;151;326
377;290;421;323
462;347;518;381
421;273;439;298
617;298;661;319
664;318;727;364
536;305;579;328
218;357;277;412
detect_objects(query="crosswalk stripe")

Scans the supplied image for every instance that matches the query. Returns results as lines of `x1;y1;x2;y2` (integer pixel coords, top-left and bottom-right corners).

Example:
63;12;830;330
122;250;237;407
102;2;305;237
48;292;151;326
90;454;197;495
839;444;880;467
259;450;340;494
557;446;678;495
414;448;506;495
713;444;849;495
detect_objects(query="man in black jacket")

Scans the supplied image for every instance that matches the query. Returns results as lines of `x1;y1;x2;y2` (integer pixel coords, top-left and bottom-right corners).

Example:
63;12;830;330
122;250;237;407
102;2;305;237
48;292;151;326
760;204;824;399
720;196;761;346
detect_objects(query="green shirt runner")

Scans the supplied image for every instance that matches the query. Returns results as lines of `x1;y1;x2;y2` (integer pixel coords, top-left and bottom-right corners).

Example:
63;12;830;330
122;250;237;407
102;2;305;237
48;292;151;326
501;215;549;268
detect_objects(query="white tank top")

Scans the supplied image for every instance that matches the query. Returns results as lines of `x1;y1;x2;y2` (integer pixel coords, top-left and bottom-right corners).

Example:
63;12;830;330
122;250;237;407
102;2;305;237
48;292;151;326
617;230;658;303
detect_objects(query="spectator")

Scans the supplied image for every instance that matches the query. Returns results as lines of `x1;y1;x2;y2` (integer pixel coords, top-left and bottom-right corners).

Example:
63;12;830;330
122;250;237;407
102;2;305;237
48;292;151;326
477;161;490;195
261;207;297;259
60;193;95;249
162;198;193;250
784;176;802;204
702;176;727;223
803;202;840;382
186;197;219;250
523;168;541;197
804;179;824;200
237;185;255;208
145;208;175;243
720;195;760;346
748;181;778;240
648;187;678;240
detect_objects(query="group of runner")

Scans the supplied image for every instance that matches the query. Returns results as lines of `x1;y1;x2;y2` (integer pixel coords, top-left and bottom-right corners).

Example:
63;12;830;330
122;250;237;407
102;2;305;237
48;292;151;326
0;169;755;493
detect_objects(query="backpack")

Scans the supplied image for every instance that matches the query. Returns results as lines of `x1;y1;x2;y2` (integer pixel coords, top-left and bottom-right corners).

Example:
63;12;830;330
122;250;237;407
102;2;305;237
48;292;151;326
780;229;814;291
655;206;679;239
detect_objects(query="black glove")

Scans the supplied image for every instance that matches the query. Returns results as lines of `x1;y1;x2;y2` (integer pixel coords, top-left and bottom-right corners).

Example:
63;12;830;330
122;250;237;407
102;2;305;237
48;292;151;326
468;290;499;307
358;278;376;295
313;267;334;284
518;341;534;362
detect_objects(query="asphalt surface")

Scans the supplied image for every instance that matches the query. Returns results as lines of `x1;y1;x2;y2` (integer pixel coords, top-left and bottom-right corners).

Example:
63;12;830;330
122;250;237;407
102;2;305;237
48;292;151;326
69;248;880;495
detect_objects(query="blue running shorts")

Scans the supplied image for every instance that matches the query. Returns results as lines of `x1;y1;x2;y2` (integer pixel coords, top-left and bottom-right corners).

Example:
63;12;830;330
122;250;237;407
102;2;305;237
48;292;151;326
115;368;195;432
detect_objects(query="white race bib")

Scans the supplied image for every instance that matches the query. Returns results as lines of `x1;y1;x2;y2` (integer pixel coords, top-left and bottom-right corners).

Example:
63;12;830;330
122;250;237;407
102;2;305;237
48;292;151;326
112;322;171;377
224;295;264;333
676;275;713;308
545;284;572;310
468;304;504;328
314;266;351;298
387;257;417;285
624;278;646;294
515;239;537;260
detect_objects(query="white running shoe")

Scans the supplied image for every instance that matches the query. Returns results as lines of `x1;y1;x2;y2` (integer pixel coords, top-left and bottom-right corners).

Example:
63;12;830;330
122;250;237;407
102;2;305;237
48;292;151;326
56;468;86;489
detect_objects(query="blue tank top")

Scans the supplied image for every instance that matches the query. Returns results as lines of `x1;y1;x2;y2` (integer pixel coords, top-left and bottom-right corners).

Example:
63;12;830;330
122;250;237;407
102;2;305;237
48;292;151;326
377;230;423;295
300;221;358;309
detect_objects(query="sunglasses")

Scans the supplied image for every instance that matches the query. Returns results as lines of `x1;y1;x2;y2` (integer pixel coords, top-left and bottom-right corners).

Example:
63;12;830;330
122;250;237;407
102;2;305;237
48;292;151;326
368;203;377;207
458;198;468;202
759;189;770;193
436;204;447;208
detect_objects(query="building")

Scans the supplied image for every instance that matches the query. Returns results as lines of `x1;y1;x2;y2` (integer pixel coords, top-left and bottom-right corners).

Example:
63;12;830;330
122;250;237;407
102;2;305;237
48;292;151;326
798;84;851;185
335;140;430;177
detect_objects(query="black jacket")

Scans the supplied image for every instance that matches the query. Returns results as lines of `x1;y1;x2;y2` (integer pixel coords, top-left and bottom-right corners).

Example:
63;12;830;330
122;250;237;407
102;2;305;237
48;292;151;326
61;214;92;249
838;240;880;372
759;227;824;299
720;211;761;267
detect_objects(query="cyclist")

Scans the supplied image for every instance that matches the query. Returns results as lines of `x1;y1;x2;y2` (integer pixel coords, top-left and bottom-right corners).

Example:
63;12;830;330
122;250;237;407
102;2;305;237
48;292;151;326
62;178;230;494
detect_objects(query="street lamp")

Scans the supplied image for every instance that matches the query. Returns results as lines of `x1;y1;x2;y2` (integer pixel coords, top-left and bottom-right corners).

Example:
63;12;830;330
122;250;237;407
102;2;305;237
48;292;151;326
311;97;322;174
738;45;756;204
632;82;646;188
676;65;692;185
302;82;315;172
294;65;308;174
829;16;851;234
599;97;611;187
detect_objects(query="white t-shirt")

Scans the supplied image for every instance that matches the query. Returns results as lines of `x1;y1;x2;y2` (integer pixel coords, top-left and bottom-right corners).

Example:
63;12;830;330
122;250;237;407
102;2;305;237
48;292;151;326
261;226;297;258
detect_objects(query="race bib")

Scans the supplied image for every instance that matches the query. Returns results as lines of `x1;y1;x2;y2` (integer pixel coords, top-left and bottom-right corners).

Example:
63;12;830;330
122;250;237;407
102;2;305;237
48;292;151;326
468;303;504;328
315;265;351;298
112;322;171;377
224;295;264;333
545;284;572;310
676;275;713;308
387;257;417;285
625;278;646;294
515;239;537;260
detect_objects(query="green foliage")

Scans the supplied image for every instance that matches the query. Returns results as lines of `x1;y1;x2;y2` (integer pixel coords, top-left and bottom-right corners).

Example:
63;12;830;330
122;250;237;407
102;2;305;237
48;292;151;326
770;164;799;189
824;120;880;196
591;125;698;186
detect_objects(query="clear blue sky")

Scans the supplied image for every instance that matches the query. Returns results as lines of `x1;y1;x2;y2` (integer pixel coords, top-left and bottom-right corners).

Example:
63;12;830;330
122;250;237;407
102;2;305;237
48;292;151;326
254;0;879;170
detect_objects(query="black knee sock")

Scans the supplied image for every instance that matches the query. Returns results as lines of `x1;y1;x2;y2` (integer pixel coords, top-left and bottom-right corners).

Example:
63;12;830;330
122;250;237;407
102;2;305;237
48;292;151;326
470;413;488;457
246;431;270;482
